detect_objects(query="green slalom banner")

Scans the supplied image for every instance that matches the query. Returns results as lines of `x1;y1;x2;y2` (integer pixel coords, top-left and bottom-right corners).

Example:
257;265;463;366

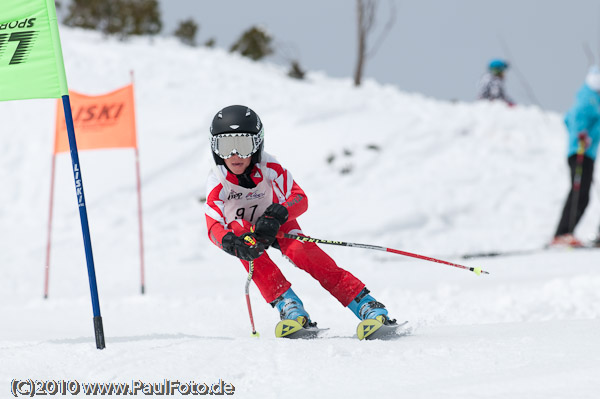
0;0;68;101
1;0;106;349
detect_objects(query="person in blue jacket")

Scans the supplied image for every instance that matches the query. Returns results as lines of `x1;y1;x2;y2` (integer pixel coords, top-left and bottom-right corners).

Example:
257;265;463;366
552;66;600;247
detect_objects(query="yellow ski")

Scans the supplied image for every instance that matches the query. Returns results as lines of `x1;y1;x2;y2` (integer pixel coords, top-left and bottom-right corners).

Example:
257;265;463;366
275;317;328;339
357;316;409;340
275;319;304;338
357;316;386;340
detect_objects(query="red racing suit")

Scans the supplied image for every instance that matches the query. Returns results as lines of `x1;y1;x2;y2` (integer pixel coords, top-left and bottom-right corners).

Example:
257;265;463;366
204;152;364;306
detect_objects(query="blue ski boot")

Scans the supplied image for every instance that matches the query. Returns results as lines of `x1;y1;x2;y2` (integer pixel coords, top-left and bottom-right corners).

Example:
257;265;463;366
271;288;315;328
350;288;403;340
348;287;396;325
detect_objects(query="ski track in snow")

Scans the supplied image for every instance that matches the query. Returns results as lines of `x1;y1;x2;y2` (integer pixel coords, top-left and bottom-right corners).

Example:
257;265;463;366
1;27;600;399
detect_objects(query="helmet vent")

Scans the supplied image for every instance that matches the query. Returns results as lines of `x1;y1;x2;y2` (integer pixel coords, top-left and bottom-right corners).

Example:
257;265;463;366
229;125;239;129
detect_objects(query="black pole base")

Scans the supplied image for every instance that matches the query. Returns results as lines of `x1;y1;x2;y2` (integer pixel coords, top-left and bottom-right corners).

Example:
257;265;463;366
93;316;106;350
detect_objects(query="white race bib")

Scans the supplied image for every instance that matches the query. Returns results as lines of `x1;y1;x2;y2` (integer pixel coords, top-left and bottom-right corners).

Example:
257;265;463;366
213;165;273;225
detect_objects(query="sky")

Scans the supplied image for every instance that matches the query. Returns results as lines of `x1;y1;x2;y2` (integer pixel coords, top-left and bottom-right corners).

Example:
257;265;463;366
157;0;600;112
2;25;600;398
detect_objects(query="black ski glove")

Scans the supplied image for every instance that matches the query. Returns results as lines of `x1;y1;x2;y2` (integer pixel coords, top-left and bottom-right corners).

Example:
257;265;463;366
222;232;265;261
254;204;289;247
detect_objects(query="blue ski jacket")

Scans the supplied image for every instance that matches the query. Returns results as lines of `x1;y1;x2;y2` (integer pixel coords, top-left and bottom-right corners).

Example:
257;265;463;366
564;83;600;159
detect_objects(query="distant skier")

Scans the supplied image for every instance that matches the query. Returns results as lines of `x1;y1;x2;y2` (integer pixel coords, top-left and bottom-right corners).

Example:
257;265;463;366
204;105;398;338
552;66;600;247
477;59;515;106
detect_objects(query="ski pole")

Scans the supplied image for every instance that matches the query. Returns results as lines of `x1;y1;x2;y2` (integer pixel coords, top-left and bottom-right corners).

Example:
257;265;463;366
277;232;489;275
568;134;587;232
245;260;260;337
498;35;542;107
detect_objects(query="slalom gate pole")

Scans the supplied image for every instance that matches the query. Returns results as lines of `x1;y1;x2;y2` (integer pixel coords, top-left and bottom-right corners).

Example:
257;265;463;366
62;95;106;349
130;70;146;295
44;154;57;299
568;136;587;233
245;260;260;337
277;232;489;275
134;147;146;295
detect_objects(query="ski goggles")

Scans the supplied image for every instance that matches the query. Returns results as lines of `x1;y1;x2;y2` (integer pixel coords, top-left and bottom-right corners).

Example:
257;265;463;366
210;130;264;159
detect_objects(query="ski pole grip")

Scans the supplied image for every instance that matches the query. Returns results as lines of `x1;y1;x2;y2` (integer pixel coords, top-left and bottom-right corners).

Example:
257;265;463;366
577;131;588;154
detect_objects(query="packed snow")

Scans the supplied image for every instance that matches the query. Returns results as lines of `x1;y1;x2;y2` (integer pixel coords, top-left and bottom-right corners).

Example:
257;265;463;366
1;27;600;398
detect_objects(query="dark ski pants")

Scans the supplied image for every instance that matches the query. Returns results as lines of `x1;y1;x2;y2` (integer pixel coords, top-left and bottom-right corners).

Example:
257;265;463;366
555;155;595;236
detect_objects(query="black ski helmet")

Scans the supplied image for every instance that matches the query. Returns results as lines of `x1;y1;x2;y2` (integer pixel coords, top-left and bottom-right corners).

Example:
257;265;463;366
210;105;264;166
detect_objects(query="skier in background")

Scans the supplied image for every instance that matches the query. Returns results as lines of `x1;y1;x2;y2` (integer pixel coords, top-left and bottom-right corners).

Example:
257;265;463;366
552;66;600;248
204;105;397;338
477;59;515;106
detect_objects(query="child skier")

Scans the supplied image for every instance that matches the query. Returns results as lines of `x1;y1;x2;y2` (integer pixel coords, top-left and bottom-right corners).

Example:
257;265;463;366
204;105;398;339
477;59;514;106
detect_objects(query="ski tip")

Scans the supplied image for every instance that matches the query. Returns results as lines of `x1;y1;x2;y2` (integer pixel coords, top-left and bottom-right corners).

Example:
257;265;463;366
357;317;384;340
358;319;410;341
275;319;327;339
275;319;304;338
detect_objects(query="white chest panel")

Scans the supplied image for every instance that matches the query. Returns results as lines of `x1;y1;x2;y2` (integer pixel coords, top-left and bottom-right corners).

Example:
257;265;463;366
213;165;273;225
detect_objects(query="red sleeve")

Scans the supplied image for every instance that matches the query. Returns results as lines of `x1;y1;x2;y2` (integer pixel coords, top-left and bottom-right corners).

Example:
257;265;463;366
282;181;308;221
204;176;231;249
266;160;308;221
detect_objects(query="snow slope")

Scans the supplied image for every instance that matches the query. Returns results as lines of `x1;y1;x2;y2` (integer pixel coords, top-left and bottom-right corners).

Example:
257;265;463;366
1;28;600;398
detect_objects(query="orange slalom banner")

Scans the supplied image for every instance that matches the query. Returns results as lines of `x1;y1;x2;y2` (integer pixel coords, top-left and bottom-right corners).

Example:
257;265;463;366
54;84;137;153
47;81;146;299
